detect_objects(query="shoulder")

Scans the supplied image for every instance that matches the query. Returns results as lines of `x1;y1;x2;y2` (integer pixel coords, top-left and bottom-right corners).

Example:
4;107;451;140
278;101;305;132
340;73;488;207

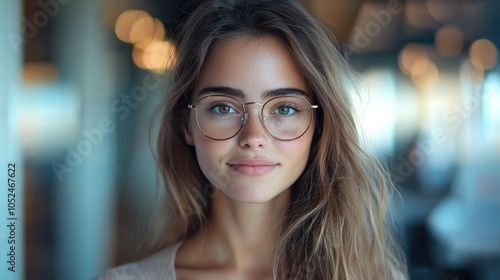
92;242;182;280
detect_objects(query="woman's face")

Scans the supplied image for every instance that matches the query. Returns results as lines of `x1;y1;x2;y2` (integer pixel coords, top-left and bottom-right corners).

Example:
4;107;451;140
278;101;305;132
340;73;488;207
186;35;315;203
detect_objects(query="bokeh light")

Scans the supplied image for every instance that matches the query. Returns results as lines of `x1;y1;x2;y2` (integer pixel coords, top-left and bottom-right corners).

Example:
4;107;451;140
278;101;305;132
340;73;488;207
132;40;177;73
129;17;165;43
405;2;436;29
114;10;150;43
399;43;428;75
470;39;498;71
435;25;463;58
115;9;175;72
410;58;439;89
427;0;455;22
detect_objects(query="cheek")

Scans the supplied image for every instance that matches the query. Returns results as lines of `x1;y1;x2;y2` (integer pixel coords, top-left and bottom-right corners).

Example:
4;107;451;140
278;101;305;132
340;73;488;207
292;129;314;156
279;136;313;173
193;135;215;162
192;135;228;172
193;138;239;190
296;141;312;164
288;132;314;172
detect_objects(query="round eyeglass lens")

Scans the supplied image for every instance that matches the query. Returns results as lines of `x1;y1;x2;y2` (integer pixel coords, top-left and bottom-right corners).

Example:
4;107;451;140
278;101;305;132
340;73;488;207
193;95;244;140
261;96;313;140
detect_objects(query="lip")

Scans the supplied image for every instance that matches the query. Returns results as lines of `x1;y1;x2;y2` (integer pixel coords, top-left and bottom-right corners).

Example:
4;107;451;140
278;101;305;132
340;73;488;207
227;158;278;176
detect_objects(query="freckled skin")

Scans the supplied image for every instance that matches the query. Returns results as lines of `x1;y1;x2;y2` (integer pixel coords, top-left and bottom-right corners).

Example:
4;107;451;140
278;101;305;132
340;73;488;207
185;35;315;203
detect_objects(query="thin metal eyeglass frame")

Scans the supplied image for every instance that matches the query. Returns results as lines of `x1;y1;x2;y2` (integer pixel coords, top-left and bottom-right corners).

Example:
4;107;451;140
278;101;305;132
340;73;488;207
187;94;319;141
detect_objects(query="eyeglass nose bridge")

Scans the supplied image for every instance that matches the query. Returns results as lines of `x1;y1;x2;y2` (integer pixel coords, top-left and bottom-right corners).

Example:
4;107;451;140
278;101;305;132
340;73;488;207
240;101;265;126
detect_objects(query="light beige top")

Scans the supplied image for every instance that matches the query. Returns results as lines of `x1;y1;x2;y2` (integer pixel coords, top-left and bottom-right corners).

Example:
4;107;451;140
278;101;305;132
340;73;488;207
94;241;407;279
93;242;182;280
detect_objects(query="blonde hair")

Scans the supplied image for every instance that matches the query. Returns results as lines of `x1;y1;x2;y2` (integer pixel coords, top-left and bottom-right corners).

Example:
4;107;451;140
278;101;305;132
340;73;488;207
152;0;407;279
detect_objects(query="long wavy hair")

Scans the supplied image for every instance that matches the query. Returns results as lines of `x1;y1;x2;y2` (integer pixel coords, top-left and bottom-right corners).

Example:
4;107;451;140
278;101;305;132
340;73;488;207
152;0;407;279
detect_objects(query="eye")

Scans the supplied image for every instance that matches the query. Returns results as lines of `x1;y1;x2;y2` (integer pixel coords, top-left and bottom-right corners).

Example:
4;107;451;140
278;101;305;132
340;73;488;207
272;104;299;115
210;103;237;114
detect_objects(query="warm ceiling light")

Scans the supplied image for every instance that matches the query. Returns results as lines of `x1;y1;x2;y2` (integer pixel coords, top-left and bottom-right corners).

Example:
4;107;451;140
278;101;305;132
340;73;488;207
132;46;147;70
470;39;498;71
115;10;150;43
435;25;463;58
410;57;429;77
133;41;177;73
130;17;165;44
143;41;177;72
427;0;455;22
405;2;436;29
399;43;428;75
411;59;439;89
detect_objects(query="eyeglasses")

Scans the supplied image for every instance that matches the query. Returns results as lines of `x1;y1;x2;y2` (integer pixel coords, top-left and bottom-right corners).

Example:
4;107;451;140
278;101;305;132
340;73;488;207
188;95;318;141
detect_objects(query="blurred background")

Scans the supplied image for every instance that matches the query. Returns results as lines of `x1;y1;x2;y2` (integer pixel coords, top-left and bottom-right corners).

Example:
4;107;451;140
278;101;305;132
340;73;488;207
0;0;499;279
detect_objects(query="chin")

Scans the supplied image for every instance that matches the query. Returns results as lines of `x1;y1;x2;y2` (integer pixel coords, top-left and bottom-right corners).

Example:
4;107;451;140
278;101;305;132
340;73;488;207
221;184;290;204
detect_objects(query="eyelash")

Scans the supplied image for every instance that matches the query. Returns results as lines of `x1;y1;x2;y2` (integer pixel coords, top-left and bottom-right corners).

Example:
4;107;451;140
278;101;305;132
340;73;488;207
273;103;300;112
209;102;237;112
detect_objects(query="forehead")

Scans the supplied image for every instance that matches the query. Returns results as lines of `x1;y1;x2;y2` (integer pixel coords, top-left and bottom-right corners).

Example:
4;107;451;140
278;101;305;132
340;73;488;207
193;35;307;101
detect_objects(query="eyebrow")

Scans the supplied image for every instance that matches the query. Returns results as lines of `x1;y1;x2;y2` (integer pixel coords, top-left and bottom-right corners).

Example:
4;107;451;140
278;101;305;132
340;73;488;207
197;86;308;99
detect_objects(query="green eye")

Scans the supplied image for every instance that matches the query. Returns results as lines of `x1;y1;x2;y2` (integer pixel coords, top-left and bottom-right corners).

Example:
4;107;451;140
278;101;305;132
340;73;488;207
210;103;236;114
274;105;297;115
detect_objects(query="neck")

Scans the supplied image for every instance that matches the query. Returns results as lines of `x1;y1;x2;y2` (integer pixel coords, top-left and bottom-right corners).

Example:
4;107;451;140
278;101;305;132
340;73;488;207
203;187;290;271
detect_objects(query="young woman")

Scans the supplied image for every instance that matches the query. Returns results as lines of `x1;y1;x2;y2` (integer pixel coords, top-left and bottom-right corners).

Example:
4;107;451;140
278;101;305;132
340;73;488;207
96;0;407;279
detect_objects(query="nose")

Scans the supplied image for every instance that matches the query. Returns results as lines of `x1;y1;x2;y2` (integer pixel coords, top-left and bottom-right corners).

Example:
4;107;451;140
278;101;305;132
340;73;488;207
237;107;268;149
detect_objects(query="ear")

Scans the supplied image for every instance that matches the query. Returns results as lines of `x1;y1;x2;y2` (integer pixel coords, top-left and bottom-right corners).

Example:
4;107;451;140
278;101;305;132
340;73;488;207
184;122;194;146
